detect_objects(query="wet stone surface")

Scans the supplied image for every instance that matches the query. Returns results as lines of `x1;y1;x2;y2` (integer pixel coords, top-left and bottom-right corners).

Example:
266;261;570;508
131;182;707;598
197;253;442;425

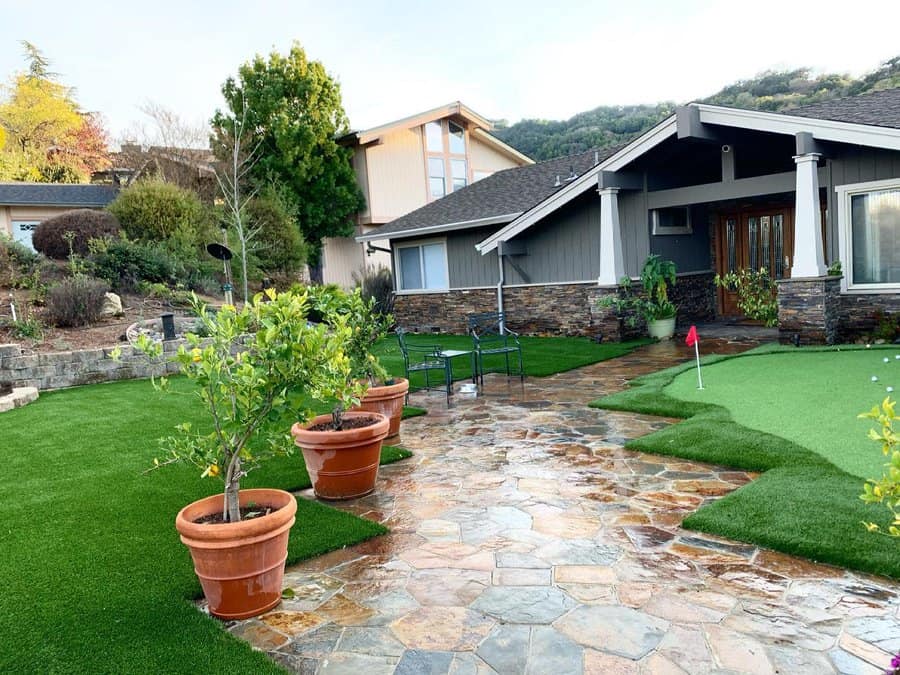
220;338;900;674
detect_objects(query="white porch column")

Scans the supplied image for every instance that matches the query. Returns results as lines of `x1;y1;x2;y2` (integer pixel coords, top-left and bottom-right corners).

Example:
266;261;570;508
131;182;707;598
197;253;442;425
791;153;827;278
597;187;626;286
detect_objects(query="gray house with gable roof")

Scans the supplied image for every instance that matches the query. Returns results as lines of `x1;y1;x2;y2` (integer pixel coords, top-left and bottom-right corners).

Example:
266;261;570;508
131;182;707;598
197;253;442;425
359;89;900;343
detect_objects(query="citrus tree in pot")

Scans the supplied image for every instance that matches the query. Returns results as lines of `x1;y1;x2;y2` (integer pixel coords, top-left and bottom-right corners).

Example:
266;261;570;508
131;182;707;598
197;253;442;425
121;288;354;620
291;289;392;500
310;286;408;443
599;254;678;340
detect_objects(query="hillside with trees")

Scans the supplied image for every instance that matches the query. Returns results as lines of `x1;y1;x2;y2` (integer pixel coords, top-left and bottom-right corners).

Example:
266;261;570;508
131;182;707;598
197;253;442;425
493;56;900;160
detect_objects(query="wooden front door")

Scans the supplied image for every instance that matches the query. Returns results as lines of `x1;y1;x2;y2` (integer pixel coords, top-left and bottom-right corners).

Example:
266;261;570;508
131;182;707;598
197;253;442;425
715;207;795;317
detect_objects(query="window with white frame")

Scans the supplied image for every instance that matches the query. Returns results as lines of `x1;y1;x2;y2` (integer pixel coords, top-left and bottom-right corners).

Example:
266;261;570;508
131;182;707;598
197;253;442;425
423;119;468;201
837;179;900;290
11;221;39;252
396;240;449;291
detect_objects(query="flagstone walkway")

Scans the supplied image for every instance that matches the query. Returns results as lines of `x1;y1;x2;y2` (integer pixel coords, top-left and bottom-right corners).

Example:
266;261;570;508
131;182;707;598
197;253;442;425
225;338;900;674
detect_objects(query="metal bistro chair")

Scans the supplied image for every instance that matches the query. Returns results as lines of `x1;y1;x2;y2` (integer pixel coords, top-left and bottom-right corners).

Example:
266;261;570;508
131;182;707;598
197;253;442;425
468;311;524;386
396;328;450;401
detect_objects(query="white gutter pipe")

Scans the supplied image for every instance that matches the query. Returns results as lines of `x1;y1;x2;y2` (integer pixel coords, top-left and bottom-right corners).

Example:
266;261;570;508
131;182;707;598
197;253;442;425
496;252;506;334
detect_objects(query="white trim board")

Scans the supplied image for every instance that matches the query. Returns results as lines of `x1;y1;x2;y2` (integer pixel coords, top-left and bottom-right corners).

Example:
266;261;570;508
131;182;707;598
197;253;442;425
476;116;679;254
356;212;520;242
695;104;900;152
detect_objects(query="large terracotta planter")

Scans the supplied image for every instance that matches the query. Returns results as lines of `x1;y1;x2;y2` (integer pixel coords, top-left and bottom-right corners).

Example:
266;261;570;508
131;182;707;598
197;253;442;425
174;488;297;620
353;378;409;444
291;411;389;500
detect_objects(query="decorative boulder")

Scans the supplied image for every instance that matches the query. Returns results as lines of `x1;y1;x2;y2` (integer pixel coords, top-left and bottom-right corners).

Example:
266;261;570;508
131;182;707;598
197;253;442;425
101;292;123;318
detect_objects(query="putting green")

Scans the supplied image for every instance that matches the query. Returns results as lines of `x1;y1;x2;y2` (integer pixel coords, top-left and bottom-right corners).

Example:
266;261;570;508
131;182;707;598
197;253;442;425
664;349;899;478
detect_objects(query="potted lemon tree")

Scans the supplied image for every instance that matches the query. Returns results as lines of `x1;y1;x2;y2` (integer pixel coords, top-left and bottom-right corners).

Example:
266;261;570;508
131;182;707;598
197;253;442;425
122;288;358;619
310;286;408;444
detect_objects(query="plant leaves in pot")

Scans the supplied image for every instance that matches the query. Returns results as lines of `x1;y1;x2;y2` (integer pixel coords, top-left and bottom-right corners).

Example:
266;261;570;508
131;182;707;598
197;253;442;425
121;289;348;619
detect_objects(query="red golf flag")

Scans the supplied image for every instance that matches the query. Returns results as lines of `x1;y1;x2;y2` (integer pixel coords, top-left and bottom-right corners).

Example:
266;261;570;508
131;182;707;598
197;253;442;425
685;325;699;347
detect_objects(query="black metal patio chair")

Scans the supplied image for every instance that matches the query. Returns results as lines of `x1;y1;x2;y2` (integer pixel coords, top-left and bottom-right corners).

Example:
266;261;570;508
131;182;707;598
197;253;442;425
467;311;524;386
396;328;450;400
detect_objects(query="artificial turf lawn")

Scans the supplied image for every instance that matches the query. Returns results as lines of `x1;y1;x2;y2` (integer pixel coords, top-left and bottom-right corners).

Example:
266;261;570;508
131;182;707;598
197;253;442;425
592;344;900;579
373;333;652;389
0;377;412;673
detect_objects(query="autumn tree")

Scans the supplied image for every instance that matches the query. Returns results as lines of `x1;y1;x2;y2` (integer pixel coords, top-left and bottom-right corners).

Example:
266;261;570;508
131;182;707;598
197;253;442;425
211;42;364;269
0;41;110;182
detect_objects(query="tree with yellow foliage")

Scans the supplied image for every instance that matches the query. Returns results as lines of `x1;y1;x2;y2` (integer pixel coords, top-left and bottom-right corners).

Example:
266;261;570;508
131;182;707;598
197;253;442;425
0;41;110;182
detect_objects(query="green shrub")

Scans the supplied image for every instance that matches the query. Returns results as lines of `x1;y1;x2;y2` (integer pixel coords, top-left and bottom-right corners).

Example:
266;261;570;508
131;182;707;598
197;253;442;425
31;210;121;259
107;180;211;244
89;238;177;290
714;268;779;327
8;315;43;341
45;276;109;327
244;188;307;277
0;235;41;286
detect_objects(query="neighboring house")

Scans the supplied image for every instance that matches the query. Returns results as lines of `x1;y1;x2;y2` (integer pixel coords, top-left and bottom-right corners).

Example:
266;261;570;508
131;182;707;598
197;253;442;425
358;88;900;344
0;183;118;251
92;144;218;202
322;102;533;287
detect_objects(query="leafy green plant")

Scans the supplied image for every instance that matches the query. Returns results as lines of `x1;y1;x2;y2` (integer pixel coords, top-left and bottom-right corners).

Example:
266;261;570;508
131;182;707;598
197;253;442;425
859;397;900;536
827;259;842;276
714;267;779;327
5;313;43;341
89;237;178;290
598;255;677;328
310;286;392;386
871;310;900;343
121;289;363;523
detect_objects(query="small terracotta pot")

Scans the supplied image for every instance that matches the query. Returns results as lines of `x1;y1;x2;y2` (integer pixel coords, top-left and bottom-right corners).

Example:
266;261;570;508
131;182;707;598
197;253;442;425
174;488;297;620
353;378;409;444
291;411;389;500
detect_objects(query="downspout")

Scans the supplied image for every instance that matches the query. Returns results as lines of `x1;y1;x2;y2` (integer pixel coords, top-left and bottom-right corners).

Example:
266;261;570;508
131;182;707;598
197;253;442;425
496;251;506;334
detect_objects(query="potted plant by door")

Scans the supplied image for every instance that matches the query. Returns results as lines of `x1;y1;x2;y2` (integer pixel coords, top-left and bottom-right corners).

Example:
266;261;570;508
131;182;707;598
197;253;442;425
123;289;350;619
311;287;409;444
290;320;390;499
599;254;678;340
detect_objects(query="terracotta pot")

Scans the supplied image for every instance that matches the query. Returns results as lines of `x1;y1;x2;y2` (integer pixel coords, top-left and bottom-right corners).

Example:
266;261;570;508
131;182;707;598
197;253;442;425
174;488;297;620
291;411;389;500
353;378;409;444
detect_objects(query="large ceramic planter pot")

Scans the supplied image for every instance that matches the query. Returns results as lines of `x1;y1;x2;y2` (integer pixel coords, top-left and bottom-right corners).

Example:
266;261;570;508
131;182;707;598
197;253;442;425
353;378;408;445
174;488;297;620
291;411;390;500
647;317;676;340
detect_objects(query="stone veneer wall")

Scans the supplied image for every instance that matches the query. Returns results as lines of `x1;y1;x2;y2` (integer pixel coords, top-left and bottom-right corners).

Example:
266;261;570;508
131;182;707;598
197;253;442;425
392;272;716;340
0;341;183;391
837;293;900;342
776;276;842;345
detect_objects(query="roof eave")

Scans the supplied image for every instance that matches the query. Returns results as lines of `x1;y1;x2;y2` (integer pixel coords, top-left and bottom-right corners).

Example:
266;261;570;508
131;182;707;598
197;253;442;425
356;212;522;243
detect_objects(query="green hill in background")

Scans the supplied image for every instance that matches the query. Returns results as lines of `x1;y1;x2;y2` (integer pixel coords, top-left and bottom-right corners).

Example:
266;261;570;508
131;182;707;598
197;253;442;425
492;57;900;161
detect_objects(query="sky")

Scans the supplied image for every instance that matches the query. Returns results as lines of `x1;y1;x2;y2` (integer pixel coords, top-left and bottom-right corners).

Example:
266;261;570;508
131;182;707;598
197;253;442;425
2;0;900;143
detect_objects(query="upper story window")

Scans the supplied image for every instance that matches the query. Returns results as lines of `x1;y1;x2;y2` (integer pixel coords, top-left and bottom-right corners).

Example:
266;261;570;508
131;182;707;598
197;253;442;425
836;178;900;292
424;119;468;201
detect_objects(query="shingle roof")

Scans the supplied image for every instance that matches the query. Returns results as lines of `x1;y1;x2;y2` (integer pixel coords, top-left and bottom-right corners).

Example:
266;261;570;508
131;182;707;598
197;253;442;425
0;183;118;207
369;145;620;238
780;87;900;129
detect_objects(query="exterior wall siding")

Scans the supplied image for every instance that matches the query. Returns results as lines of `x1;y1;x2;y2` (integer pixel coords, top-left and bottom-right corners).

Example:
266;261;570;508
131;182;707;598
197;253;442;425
364;127;428;222
469;137;523;176
447;227;500;288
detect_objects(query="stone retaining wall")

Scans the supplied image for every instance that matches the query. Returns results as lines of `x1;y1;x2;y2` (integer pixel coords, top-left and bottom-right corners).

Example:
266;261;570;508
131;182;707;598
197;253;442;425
0;341;183;391
836;293;900;343
392;272;716;339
